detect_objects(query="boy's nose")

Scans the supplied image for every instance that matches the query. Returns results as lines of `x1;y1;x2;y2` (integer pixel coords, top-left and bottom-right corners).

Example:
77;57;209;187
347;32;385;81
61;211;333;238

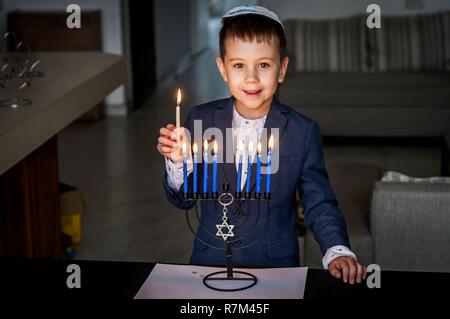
245;68;258;83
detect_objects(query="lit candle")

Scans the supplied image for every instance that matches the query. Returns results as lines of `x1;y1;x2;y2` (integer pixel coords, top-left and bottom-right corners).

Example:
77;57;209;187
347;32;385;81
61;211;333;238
256;142;262;197
212;141;218;194
245;142;253;195
265;135;273;197
182;142;188;196
193;143;198;195
176;89;181;142
203;139;208;196
236;140;243;194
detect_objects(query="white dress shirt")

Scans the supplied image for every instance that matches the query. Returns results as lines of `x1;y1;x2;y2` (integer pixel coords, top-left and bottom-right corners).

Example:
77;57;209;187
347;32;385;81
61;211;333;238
164;105;357;269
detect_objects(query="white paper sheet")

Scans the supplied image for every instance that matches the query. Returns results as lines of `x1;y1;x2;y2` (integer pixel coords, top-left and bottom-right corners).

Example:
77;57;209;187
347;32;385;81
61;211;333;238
134;264;308;299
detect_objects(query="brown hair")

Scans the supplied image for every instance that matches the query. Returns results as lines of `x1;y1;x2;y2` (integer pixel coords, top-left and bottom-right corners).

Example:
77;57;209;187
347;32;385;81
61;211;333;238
219;14;287;61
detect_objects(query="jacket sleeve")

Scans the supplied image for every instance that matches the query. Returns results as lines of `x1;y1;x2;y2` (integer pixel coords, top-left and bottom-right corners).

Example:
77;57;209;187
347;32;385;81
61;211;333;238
297;121;351;255
162;107;197;210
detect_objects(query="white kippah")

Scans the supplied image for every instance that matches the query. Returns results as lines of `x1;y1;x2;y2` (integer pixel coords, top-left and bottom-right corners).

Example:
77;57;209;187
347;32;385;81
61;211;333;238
222;5;283;28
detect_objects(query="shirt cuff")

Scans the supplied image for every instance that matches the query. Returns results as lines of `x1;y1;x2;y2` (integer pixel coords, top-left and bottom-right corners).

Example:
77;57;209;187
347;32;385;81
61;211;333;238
322;245;357;269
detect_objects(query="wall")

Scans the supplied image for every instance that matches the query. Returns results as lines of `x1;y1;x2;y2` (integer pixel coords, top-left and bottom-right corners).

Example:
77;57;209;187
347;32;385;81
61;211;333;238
190;0;209;56
0;0;126;115
153;0;192;85
258;0;450;20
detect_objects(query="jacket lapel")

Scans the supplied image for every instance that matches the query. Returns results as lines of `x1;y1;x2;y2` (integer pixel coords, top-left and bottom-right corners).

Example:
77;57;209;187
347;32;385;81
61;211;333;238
248;97;289;193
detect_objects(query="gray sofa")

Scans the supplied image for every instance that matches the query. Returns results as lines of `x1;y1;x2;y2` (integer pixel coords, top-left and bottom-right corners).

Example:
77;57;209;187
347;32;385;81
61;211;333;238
279;72;450;137
303;160;450;272
371;181;450;272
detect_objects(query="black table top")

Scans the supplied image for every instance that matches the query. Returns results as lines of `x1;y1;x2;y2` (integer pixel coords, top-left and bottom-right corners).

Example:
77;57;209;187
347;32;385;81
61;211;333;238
1;257;449;300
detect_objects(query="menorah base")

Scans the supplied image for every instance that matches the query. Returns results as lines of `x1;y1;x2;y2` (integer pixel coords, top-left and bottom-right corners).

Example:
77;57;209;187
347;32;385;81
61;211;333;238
0;98;31;108
203;270;257;292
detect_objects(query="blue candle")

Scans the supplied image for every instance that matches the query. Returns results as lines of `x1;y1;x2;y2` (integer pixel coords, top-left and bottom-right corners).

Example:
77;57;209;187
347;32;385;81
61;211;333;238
265;135;273;194
245;142;253;193
193;143;198;194
256;142;262;194
182;142;188;195
236;141;243;192
212;141;218;193
203;139;208;194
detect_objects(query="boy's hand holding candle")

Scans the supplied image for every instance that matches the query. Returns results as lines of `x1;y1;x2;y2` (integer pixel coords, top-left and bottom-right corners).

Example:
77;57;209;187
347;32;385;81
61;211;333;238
157;123;188;163
157;88;187;163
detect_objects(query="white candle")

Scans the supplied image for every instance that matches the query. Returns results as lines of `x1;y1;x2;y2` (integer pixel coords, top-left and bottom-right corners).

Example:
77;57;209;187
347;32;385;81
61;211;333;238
176;88;181;142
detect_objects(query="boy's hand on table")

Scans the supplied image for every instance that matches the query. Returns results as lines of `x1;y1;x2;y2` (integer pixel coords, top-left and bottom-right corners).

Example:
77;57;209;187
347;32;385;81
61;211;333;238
157;124;187;163
328;256;367;284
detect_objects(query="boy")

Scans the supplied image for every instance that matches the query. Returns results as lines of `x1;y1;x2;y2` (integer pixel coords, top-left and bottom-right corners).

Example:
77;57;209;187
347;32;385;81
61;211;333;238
157;5;366;284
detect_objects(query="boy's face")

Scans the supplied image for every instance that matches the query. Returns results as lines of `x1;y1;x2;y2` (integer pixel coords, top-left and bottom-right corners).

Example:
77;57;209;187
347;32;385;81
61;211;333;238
216;37;289;118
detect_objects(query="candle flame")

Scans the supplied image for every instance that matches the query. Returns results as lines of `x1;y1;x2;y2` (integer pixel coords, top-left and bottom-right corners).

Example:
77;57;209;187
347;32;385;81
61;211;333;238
203;139;208;152
268;135;274;150
182;142;187;155
257;142;262;155
176;88;182;106
213;141;218;155
193;143;197;155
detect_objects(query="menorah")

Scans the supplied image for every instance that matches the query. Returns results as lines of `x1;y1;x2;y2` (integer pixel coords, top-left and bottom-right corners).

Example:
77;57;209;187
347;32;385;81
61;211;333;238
172;88;274;291
182;181;271;292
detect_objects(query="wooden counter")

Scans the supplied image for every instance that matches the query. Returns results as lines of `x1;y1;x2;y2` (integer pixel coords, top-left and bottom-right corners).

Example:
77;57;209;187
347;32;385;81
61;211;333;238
0;52;127;257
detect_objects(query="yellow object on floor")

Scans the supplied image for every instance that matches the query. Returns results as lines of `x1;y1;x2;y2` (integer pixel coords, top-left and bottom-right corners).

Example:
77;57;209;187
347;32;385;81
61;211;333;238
60;183;86;244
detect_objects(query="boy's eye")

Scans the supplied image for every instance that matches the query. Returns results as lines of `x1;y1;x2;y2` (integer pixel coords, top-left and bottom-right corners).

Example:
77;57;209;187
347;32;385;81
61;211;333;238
259;63;270;68
233;63;244;69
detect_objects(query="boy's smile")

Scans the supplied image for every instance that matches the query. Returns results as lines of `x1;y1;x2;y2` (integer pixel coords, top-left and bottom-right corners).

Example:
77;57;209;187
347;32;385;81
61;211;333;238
216;38;289;119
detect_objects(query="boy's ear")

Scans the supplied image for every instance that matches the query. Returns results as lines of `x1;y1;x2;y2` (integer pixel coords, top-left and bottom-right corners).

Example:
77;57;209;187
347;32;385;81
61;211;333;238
278;57;289;83
216;57;228;82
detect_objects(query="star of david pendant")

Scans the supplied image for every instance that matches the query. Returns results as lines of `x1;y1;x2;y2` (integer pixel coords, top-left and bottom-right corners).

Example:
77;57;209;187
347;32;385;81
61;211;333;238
216;220;235;241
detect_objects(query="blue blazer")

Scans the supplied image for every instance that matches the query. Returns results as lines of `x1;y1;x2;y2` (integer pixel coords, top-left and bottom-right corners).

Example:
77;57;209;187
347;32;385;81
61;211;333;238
163;97;350;267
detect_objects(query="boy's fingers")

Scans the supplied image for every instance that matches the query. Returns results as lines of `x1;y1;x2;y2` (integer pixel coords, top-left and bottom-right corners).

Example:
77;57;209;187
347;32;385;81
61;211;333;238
170;127;186;142
170;130;177;140
157;144;173;157
347;259;357;284
340;260;349;284
356;262;364;283
329;265;341;279
160;127;174;139
160;145;174;154
159;124;182;141
158;136;176;147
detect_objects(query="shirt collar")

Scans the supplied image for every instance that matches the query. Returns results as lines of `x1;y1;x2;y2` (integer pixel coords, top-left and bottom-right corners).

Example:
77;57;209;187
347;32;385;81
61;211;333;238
232;103;267;128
